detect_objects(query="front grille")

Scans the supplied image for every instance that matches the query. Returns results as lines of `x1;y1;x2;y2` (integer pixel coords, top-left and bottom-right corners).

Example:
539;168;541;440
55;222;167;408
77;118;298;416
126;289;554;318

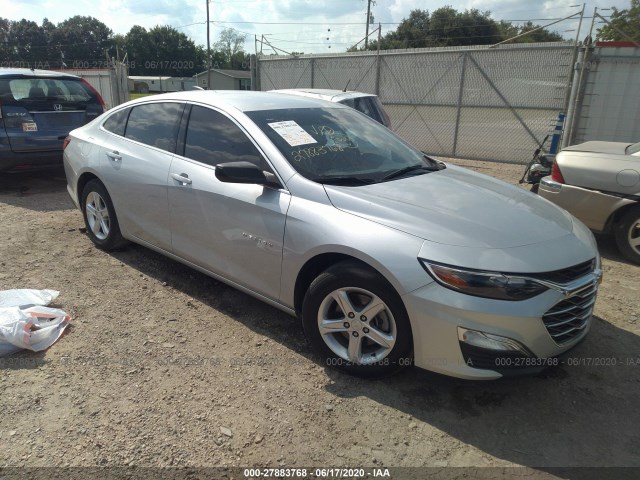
526;259;595;284
543;284;597;344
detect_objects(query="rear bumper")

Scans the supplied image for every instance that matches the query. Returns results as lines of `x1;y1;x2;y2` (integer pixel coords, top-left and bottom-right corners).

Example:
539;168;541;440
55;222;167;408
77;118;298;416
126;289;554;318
538;176;633;233
0;146;63;172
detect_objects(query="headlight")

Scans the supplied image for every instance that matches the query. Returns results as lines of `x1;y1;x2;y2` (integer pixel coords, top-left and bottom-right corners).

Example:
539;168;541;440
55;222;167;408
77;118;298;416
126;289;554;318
420;260;548;301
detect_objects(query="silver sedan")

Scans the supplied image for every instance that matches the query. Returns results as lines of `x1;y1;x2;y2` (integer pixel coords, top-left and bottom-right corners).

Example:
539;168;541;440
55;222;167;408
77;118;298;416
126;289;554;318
64;91;602;380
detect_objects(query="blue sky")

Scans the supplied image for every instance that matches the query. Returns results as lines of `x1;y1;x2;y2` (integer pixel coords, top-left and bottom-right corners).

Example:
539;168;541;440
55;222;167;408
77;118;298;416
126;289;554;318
0;0;631;54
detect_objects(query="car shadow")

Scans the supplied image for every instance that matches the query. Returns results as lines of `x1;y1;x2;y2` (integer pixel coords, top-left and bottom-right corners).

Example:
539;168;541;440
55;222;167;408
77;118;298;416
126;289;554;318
111;243;640;471
0;168;72;212
594;233;637;266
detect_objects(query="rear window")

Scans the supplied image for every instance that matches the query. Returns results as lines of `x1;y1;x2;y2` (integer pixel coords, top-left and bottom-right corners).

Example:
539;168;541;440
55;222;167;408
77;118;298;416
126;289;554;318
339;96;383;124
0;77;96;110
103;108;131;137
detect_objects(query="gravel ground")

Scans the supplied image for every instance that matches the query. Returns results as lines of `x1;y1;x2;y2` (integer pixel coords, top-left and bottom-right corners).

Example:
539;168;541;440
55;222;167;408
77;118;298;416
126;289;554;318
0;160;638;478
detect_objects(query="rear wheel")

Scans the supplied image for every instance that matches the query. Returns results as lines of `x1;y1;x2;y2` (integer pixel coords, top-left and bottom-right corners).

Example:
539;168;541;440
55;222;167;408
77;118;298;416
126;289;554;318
614;205;640;265
81;180;126;251
302;261;413;378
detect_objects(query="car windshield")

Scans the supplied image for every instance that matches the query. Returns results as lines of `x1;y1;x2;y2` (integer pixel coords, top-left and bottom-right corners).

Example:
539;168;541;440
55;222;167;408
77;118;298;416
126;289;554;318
246;107;440;185
627;142;640;155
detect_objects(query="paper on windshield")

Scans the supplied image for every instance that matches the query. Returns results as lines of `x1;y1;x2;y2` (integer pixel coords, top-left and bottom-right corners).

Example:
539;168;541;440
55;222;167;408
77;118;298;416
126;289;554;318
268;121;317;147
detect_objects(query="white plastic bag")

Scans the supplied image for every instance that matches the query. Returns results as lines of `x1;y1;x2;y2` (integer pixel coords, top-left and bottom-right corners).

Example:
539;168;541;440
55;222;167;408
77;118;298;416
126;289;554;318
0;289;59;308
0;290;70;357
0;306;70;356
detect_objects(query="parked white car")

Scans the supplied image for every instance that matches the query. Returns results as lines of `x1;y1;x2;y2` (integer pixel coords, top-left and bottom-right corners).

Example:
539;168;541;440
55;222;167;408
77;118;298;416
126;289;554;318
539;140;640;264
270;89;391;128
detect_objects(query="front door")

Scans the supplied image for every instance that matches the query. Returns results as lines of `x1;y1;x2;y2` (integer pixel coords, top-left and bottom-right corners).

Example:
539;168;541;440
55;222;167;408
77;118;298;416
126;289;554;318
168;105;290;300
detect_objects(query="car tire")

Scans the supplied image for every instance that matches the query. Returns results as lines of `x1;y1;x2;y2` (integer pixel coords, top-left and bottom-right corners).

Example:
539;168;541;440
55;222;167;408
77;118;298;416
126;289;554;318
614;205;640;265
81;179;127;251
302;261;413;378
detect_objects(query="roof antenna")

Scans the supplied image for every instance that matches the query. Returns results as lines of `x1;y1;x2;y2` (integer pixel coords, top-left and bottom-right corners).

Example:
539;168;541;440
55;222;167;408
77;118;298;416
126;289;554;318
342;79;351;92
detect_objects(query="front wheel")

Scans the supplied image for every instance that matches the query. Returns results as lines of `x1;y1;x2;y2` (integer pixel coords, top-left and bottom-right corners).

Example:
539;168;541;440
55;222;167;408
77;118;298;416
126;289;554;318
614;205;640;265
302;261;413;378
81;179;126;251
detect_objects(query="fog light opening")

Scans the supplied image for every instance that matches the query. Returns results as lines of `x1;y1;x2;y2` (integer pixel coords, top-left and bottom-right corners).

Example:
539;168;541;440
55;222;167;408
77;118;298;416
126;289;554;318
457;327;531;355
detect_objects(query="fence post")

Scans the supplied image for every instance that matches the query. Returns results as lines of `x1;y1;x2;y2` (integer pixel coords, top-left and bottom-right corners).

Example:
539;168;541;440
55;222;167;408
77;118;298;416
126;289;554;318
452;52;468;157
250;54;258;91
375;24;382;96
310;58;315;88
568;44;592;145
562;47;584;148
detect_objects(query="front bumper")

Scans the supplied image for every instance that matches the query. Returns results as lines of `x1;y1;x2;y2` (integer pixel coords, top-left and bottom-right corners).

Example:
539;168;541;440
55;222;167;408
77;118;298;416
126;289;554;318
538;176;633;233
402;270;600;380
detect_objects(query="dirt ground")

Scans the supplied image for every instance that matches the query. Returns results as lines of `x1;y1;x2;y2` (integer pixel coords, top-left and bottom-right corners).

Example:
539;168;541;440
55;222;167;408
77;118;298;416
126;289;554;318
0;159;638;478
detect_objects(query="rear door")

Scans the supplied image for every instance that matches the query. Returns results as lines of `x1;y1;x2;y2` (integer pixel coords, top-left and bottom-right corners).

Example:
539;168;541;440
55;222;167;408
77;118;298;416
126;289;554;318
96;101;185;252
0;75;103;153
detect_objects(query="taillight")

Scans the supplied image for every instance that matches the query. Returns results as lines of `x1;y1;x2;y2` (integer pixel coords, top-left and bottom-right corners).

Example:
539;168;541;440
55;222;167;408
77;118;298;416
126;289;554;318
63;136;71;150
551;160;565;184
81;78;106;112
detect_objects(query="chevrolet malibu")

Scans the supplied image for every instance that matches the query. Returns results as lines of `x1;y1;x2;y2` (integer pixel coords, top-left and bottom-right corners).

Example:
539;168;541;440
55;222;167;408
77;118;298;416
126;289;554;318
64;91;602;379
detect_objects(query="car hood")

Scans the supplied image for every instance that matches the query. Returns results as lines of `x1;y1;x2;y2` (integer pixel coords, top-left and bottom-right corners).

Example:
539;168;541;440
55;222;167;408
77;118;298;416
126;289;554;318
562;141;630;155
324;165;574;248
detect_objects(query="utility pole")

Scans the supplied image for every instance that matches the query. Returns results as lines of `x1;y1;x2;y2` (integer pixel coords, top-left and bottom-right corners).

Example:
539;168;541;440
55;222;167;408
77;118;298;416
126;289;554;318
206;0;211;90
364;0;372;49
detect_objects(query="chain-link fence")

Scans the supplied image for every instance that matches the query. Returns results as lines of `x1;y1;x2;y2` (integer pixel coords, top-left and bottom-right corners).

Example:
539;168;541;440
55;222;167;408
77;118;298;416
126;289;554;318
258;43;575;163
568;44;640;145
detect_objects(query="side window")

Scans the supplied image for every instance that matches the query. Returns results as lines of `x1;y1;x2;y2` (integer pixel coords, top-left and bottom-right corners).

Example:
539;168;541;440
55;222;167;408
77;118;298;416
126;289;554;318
103;108;130;136
184;105;268;170
125;102;183;152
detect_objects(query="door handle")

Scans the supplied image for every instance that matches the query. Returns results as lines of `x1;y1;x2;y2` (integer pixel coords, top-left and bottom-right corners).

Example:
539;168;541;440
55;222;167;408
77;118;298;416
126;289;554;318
171;173;192;185
106;150;121;161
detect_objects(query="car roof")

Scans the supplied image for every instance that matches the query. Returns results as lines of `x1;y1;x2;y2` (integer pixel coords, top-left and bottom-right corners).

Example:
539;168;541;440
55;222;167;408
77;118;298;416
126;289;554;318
116;90;350;113
270;88;376;102
0;68;81;79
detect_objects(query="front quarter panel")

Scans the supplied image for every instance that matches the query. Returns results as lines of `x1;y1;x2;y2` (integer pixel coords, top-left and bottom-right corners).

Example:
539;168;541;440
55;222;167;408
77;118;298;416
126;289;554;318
279;176;430;308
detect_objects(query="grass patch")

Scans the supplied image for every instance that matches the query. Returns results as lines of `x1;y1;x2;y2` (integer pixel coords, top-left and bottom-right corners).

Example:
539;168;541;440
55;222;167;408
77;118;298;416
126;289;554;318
129;92;157;99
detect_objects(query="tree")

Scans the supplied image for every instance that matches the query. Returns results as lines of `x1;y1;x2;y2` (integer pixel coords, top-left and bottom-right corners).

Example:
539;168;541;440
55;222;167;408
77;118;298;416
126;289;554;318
214;28;247;66
598;0;640;42
357;8;501;50
0;18;11;61
350;7;564;51
496;20;564;43
123;25;152;74
146;26;203;76
11;20;48;64
51;16;113;65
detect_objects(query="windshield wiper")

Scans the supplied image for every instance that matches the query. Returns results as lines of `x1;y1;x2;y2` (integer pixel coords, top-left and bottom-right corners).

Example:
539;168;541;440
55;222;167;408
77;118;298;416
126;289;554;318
378;164;437;183
312;176;375;186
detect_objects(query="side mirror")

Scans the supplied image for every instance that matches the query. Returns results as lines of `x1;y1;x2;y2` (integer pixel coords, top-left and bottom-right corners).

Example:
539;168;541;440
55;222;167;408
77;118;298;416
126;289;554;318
215;161;280;188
